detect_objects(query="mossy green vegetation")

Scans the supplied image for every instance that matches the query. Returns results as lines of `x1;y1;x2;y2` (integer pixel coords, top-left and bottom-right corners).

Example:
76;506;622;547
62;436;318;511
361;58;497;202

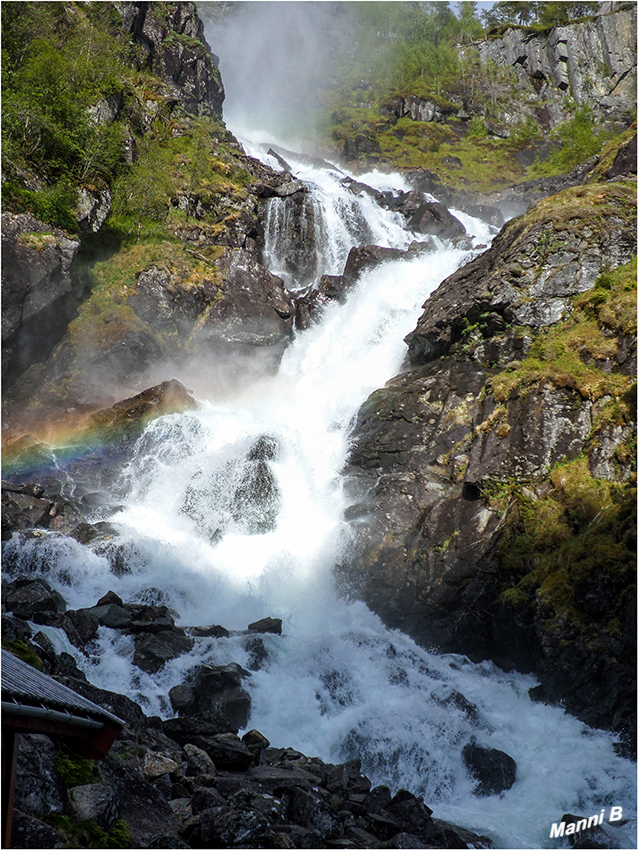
530;105;614;176
1;640;44;670
45;813;131;849
109;119;254;245
495;458;635;634
54;749;99;788
2;2;129;229
491;257;637;403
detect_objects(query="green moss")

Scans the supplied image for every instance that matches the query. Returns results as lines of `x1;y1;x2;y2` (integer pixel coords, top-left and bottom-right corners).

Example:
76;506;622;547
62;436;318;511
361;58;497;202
44;813;131;849
495;460;636;633
1;640;44;671
491;256;637;404
54;750;99;789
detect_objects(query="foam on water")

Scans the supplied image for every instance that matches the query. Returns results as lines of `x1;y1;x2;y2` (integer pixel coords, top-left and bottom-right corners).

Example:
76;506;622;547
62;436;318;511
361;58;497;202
4;150;635;850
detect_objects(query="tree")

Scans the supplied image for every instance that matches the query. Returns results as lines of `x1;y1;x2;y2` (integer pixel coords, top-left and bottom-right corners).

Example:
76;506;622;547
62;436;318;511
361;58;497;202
112;137;174;241
458;1;483;43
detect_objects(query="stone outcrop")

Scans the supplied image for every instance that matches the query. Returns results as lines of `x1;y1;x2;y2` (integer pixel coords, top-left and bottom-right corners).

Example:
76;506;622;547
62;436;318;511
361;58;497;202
342;175;637;747
115;0;225;119
2;247;295;435
473;7;637;126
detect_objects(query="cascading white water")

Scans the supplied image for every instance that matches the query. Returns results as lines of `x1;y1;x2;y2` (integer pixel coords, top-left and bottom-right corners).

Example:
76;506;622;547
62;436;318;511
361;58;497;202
4;151;635;850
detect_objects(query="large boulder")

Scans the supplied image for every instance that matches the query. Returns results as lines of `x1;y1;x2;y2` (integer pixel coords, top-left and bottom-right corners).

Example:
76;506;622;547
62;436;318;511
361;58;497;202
169;662;251;731
462;742;517;796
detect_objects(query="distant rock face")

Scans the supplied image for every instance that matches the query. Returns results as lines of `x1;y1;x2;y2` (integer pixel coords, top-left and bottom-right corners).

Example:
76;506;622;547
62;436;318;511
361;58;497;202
342;177;637;745
473;7;637;126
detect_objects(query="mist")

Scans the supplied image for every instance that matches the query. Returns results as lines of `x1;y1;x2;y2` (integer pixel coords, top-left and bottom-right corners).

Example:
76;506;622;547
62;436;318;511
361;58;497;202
203;2;351;148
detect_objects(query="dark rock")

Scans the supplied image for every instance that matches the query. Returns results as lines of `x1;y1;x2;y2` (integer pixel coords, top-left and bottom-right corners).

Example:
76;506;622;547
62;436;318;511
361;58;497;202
10;810;66;849
318;274;350;304
14;734;65;817
230;455;281;535
96;589;125;607
133;630;194;673
89;380;198;438
407;200;466;241
83;602;133;631
168;662;251;730
198;803;271;847
430;819;495;849
182;742;217;777
604;133;637;180
97;750;183;849
243;634;270;670
342;245;408;286
4;578;66;620
191;785;226;814
287;786;342;839
386;794;434;838
53;676;146;733
243;728;271;757
462;741;517;796
163;710;237;748
67;783;120;831
189;624;230;638
246;764;320;793
1;213;81;389
200;733;255;771
364;812;402;840
559;813;621;849
362;784;392;813
248;616;283;635
343;133;382;160
2;613;33;644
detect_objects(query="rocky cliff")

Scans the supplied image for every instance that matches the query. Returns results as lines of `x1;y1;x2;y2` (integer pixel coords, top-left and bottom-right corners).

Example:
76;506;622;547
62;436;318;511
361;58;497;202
341;136;637;749
473;4;637;129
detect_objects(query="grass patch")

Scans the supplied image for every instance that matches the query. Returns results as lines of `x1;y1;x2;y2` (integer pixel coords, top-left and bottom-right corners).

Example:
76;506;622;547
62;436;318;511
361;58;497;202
54;750;99;789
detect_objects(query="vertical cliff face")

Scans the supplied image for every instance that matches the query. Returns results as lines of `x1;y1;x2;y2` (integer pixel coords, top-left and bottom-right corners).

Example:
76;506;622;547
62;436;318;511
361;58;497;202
472;6;637;128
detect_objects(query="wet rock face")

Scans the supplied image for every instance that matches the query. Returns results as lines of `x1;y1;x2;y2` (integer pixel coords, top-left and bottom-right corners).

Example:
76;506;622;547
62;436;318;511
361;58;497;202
3;248;295;431
1;214;81;388
342;178;637;744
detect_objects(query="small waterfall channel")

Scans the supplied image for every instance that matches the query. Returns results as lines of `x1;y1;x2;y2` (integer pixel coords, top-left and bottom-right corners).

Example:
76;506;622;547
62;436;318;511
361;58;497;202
3;141;636;850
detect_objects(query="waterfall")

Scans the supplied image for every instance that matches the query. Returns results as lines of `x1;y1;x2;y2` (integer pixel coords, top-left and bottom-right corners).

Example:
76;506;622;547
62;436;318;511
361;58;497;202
4;147;635;850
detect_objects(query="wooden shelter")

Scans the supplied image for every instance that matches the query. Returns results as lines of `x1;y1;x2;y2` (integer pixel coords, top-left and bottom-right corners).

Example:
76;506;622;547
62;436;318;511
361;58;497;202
1;649;124;848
